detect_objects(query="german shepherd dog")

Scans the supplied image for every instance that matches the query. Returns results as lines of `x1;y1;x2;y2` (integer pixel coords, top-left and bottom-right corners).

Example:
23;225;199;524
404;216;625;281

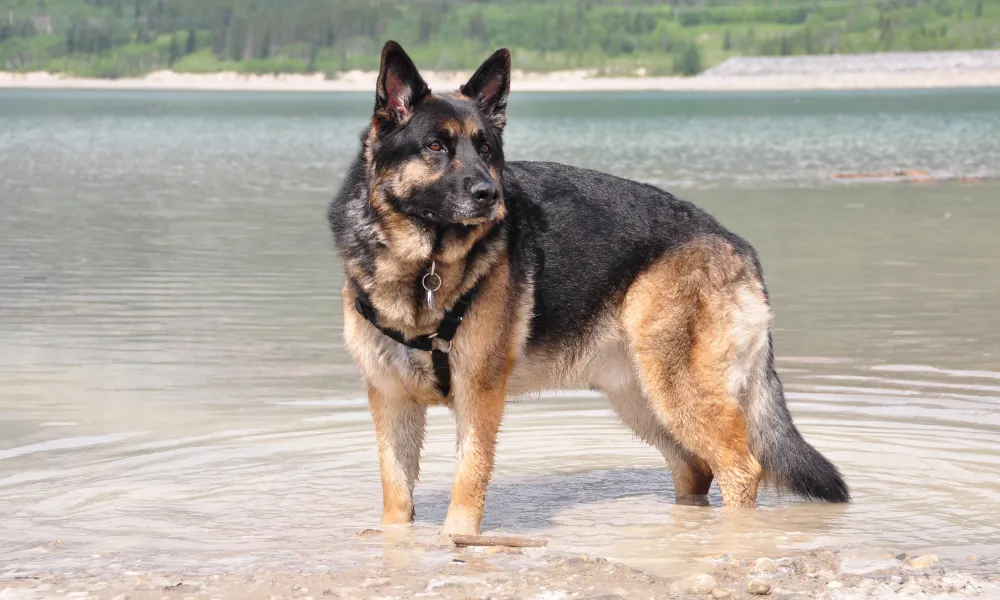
328;41;849;538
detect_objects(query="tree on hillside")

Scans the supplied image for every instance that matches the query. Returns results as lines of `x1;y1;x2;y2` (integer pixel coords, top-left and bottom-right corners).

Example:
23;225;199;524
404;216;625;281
186;27;197;54
260;30;270;59
674;41;702;75
169;33;181;65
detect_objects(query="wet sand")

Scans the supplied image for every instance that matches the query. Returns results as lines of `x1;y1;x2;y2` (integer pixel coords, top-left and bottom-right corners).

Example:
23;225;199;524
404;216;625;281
3;541;999;599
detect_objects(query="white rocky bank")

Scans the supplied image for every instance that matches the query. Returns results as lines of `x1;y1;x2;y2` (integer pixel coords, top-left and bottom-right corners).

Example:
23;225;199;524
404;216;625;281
2;546;999;600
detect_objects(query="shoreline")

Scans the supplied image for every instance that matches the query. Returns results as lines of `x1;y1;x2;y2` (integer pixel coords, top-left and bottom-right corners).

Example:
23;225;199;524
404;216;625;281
2;542;998;599
3;67;1000;93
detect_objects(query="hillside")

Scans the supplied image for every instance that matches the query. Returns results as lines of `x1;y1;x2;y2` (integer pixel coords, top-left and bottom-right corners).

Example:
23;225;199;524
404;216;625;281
1;0;998;78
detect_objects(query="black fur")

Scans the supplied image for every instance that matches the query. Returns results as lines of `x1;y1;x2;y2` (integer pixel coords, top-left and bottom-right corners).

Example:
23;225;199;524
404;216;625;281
500;161;760;347
747;349;852;503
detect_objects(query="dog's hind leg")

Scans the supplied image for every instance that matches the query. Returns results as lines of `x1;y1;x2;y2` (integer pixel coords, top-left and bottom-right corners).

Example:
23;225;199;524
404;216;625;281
592;342;714;503
605;387;714;503
368;385;427;524
621;239;764;508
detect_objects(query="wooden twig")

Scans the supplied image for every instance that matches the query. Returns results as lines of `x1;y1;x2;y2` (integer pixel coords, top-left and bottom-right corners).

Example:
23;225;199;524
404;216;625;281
451;534;548;548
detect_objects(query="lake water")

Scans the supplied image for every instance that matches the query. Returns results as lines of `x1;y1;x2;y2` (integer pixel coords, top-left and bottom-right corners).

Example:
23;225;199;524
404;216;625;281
1;88;999;578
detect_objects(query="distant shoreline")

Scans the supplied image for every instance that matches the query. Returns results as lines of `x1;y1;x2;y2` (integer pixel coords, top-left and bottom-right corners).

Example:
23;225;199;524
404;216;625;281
5;51;1000;93
3;69;1000;93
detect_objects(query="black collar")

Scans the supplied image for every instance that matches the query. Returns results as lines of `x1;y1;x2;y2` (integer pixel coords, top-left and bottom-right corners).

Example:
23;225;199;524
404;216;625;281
353;283;479;398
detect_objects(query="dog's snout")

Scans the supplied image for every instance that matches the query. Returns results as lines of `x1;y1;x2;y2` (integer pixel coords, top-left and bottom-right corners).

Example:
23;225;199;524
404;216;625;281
468;178;498;204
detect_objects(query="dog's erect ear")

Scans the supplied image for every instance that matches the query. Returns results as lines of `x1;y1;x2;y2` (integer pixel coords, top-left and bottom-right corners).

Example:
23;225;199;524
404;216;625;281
460;48;511;131
375;41;430;124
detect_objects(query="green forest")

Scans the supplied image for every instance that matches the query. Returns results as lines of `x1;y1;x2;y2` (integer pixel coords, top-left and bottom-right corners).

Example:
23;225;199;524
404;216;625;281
1;0;998;78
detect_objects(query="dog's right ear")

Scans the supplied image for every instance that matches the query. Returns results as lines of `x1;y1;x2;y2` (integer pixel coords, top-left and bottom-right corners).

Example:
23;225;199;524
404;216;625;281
375;41;430;126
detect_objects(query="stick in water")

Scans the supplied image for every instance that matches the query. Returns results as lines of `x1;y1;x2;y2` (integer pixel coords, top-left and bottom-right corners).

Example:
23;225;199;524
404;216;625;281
451;534;548;548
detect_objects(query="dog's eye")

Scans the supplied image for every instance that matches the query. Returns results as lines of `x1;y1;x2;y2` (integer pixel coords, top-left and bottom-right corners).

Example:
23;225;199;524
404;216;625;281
428;141;443;152
478;143;491;155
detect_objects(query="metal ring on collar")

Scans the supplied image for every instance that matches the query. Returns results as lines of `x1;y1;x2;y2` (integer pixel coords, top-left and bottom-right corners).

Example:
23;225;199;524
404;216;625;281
422;272;442;292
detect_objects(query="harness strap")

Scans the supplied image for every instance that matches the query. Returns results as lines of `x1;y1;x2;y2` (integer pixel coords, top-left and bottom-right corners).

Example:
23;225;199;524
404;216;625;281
354;284;478;398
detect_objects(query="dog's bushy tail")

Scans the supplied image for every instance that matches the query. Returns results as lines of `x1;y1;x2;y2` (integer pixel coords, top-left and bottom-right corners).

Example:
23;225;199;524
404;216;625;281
743;337;850;503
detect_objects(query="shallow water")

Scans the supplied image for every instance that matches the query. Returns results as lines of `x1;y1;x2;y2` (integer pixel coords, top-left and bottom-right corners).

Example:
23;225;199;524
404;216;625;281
1;89;999;577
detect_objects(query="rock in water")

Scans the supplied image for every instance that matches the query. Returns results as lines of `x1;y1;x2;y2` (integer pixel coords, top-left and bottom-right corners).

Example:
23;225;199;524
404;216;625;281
746;579;771;595
355;528;381;538
906;554;940;569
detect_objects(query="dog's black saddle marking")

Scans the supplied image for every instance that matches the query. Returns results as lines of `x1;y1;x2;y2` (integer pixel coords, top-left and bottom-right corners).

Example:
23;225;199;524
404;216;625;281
354;284;479;398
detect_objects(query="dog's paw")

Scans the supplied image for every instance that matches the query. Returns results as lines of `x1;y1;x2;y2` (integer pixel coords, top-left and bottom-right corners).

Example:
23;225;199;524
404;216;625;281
436;515;479;546
433;532;457;547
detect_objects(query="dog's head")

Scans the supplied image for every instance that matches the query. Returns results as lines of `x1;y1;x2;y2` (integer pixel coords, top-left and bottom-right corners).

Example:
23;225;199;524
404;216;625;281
365;41;510;226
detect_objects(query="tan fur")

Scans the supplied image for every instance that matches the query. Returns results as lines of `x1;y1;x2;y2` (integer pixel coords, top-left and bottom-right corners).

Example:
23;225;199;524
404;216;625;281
437;116;481;139
363;122;378;171
461;117;481;139
441;381;507;535
390;159;443;199
367;384;426;523
346;250;531;534
505;307;730;503
620;236;766;508
438;257;522;535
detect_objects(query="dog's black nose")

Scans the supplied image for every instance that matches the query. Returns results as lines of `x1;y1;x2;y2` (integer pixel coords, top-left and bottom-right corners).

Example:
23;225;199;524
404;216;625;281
469;179;498;204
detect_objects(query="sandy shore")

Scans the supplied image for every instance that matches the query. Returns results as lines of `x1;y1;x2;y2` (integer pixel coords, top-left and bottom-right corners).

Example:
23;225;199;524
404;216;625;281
3;64;1000;93
2;542;998;599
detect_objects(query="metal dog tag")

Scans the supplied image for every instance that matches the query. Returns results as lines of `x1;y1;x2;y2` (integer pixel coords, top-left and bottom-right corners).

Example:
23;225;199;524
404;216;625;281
422;261;442;311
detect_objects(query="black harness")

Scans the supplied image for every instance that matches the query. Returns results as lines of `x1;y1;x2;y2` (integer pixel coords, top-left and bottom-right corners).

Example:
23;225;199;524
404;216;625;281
353;284;478;398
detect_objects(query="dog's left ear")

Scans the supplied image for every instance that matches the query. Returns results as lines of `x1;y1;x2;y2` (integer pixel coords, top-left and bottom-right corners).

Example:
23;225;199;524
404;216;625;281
461;48;511;131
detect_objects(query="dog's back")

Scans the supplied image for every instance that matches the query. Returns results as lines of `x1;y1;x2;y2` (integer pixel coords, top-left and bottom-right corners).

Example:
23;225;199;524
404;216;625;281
502;160;752;346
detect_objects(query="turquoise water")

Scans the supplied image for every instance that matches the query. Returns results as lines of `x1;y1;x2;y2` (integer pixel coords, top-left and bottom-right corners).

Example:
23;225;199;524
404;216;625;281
1;89;999;577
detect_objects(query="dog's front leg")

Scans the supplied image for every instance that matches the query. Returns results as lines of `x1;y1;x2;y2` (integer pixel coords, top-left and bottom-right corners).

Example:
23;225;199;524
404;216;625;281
367;385;427;525
440;384;506;538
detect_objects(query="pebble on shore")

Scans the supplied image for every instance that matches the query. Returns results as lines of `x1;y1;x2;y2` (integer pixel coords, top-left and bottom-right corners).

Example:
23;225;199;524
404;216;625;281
669;573;718;595
752;558;778;573
746;579;772;595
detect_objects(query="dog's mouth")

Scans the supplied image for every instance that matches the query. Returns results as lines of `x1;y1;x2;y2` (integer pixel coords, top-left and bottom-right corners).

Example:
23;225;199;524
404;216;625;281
456;214;494;226
456;204;502;225
417;205;501;226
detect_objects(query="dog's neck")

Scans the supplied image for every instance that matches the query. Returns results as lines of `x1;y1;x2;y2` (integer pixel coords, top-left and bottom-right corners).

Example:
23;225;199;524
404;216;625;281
347;213;505;337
